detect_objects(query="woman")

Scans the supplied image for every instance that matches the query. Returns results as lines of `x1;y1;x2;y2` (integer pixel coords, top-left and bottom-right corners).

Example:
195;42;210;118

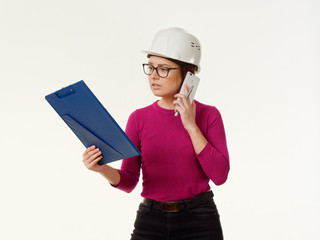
82;27;230;240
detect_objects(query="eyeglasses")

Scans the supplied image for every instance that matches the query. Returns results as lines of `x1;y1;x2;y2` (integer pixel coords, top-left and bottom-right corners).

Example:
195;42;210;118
142;63;179;78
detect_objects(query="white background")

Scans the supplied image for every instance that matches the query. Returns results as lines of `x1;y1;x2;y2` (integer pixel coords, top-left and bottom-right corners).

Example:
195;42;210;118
0;0;319;239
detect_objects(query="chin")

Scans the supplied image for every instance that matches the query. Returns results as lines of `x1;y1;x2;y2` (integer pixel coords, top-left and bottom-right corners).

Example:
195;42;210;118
150;88;162;97
152;91;162;97
150;87;176;98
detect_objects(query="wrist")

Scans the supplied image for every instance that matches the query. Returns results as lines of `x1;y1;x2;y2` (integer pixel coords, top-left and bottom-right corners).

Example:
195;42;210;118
186;125;208;154
186;124;199;135
97;164;109;173
99;164;120;186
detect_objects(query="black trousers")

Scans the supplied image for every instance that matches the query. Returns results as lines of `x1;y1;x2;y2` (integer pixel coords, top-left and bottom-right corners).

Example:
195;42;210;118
131;197;224;240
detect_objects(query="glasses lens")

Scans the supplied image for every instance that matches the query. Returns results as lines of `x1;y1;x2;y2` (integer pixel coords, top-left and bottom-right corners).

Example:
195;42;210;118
157;67;169;78
143;64;153;75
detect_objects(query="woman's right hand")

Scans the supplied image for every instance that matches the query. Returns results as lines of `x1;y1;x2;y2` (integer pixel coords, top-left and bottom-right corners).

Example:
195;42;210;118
82;145;106;172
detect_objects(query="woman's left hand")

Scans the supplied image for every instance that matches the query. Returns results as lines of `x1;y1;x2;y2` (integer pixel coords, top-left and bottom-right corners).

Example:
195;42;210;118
173;84;197;132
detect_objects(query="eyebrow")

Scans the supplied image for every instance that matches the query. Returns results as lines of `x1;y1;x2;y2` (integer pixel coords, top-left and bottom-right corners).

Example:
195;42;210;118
148;62;171;68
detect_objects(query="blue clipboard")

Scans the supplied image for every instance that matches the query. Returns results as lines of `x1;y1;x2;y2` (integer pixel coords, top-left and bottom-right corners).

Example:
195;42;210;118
45;80;140;165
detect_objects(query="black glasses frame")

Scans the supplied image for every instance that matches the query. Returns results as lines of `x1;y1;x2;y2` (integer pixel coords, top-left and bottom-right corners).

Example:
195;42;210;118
142;63;179;78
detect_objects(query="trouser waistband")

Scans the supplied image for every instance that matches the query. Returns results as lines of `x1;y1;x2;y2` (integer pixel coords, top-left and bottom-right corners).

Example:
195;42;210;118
142;191;214;213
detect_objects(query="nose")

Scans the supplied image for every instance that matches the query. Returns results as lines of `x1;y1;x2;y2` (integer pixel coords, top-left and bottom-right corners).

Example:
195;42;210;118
150;68;159;80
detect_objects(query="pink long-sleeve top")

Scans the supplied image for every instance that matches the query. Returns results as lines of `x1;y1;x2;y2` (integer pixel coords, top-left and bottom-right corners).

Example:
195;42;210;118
115;100;230;202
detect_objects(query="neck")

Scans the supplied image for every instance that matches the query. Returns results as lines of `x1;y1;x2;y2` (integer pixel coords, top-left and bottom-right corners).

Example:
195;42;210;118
158;97;176;110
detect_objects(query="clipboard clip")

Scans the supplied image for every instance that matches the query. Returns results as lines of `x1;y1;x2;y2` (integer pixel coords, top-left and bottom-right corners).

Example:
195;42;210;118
56;87;76;98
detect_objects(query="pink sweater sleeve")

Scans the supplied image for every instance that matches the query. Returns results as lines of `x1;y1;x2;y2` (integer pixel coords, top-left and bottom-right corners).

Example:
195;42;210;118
114;111;141;193
196;107;230;185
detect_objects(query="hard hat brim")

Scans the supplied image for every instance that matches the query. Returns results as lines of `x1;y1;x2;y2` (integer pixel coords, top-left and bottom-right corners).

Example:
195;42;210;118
141;49;173;60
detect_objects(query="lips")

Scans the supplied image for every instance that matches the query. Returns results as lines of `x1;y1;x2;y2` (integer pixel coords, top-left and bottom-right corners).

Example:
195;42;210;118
151;83;161;89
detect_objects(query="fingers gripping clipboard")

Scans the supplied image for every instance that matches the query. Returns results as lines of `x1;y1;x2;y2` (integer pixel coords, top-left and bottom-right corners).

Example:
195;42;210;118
45;80;140;165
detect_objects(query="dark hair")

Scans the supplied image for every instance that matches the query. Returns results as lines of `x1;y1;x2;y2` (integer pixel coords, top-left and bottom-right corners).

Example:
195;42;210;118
147;54;197;80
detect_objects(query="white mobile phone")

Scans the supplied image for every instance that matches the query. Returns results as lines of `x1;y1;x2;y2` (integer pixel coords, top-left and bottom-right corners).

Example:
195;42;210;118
175;71;200;116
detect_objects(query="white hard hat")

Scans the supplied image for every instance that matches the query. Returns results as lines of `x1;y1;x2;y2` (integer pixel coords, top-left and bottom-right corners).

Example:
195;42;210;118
142;27;201;73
